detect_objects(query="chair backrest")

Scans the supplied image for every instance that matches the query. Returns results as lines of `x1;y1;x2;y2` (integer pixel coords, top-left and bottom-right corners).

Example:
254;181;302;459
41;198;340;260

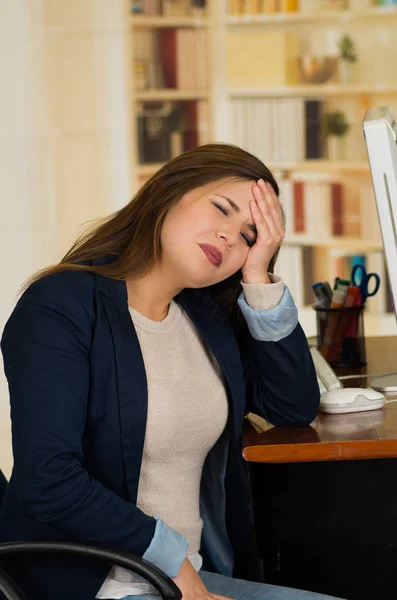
0;469;7;504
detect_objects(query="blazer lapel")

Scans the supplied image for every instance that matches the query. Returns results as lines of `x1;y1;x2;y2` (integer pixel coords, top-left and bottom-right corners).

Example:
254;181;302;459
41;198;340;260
95;274;148;502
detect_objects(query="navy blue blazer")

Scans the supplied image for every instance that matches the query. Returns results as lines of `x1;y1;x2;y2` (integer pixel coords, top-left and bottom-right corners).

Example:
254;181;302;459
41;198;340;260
0;268;319;600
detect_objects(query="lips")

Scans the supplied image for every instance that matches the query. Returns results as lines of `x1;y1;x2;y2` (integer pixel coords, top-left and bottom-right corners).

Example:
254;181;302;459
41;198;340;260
199;244;223;267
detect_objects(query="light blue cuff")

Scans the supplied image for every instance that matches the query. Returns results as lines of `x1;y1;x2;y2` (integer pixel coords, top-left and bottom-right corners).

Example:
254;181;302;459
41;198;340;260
143;518;189;578
237;284;298;342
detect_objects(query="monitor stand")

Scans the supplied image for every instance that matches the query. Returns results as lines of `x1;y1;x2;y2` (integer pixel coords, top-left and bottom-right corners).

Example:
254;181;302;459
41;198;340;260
371;374;397;393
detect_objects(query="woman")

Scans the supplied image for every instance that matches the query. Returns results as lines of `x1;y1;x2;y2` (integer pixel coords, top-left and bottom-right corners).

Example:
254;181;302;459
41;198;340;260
0;144;341;600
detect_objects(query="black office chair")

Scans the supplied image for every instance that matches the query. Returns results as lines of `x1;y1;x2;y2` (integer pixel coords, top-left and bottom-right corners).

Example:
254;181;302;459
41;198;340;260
0;470;181;600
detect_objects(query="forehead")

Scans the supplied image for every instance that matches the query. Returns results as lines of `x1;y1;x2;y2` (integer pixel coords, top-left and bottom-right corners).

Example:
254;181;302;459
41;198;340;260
196;178;255;207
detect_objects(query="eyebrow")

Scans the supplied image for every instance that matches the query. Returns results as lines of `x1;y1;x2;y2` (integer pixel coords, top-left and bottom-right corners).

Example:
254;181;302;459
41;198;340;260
214;194;257;236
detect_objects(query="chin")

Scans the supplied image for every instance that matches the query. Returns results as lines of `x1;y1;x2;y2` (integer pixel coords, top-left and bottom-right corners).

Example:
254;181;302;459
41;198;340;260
185;270;232;289
179;267;215;289
177;255;234;289
185;275;215;289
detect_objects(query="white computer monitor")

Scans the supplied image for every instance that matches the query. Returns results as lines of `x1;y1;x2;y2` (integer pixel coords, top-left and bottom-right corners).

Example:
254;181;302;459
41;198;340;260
363;106;397;391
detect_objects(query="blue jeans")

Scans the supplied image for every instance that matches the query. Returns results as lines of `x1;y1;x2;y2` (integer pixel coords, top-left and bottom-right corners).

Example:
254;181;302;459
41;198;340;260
119;569;344;600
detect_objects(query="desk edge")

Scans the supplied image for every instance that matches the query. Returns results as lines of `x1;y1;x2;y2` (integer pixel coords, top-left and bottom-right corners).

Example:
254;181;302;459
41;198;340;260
242;440;397;463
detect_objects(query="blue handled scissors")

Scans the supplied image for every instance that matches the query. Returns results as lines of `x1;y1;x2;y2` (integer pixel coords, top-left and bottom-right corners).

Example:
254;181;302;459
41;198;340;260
351;264;381;304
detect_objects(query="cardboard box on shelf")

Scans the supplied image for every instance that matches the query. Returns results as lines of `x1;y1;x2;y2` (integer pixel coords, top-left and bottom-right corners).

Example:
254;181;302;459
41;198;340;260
227;30;301;87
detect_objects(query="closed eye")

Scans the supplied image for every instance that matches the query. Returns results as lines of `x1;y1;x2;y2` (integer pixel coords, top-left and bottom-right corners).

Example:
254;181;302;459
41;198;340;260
212;202;255;247
212;201;228;216
242;234;255;248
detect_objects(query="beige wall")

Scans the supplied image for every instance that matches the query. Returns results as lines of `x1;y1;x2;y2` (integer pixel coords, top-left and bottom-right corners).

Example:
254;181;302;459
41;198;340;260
0;0;133;478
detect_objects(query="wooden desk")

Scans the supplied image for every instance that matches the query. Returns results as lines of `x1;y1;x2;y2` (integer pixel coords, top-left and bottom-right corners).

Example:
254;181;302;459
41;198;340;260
243;336;397;463
243;336;397;600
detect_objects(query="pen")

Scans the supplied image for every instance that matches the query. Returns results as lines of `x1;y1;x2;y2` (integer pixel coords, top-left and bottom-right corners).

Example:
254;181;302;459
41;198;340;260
322;281;333;305
336;278;350;291
345;287;363;339
312;282;330;339
313;282;330;308
321;288;346;358
327;286;362;362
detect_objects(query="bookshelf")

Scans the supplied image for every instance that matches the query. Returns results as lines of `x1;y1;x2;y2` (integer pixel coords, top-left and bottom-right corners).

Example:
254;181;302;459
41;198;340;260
128;0;213;190
131;15;209;27
137;159;370;176
269;160;369;172
284;236;382;252
218;0;397;334
226;6;397;25
135;89;210;100
229;84;397;97
128;0;397;335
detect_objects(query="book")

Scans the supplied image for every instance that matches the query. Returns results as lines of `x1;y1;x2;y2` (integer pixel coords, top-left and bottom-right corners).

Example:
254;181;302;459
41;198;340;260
196;101;210;144
300;0;347;10
191;0;207;16
142;0;162;13
176;29;196;89
278;178;294;235
157;30;177;88
229;98;306;163
304;182;333;238
194;28;208;90
279;0;299;11
162;0;191;16
293;181;305;233
305;100;323;160
342;179;361;238
157;29;199;90
137;102;177;163
331;183;344;236
360;184;382;242
229;0;242;15
275;245;305;307
183;101;199;150
134;60;148;91
130;0;145;13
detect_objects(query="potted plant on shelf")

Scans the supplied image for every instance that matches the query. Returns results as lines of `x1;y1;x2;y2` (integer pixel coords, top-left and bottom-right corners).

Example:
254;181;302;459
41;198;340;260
338;34;358;84
324;110;350;161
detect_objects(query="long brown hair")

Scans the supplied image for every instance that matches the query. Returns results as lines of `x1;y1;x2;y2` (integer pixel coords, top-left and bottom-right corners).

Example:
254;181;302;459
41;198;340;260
24;143;282;324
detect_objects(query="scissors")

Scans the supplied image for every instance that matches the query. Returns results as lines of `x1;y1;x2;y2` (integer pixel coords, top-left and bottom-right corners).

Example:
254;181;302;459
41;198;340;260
351;264;381;304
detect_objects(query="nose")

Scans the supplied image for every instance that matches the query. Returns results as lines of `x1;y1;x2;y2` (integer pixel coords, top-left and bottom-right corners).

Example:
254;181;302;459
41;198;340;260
216;229;238;248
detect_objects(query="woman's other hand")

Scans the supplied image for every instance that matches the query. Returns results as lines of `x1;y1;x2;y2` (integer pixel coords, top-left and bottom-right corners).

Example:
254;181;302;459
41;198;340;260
172;558;233;600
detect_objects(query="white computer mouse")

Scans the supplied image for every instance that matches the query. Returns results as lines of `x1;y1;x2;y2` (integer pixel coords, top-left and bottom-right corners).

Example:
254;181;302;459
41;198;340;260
320;387;386;414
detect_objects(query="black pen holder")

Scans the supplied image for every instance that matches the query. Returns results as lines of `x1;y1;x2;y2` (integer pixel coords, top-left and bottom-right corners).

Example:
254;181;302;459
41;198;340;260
313;305;367;368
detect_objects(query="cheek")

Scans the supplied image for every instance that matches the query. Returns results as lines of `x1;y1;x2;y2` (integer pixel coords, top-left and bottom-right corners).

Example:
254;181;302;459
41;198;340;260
225;246;249;275
237;243;250;263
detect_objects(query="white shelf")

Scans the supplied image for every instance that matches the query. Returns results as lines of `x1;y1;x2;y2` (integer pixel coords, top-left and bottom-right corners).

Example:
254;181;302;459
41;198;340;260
136;89;210;101
130;15;209;28
284;235;382;252
269;160;369;173
226;6;397;26
229;84;397;98
137;160;369;178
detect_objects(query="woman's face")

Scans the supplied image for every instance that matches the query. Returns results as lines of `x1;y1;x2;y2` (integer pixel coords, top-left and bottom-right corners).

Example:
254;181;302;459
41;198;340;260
160;178;260;288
